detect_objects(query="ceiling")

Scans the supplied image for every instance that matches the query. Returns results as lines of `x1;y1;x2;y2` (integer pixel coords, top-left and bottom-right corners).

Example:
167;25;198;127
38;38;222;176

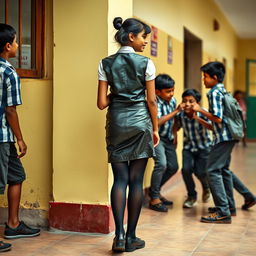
214;0;256;38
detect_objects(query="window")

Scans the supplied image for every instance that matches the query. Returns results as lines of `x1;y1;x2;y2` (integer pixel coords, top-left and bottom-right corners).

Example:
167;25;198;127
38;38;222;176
0;0;44;78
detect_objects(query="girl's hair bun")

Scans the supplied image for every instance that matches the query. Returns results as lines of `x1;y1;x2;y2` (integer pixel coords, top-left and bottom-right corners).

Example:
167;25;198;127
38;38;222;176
113;17;123;30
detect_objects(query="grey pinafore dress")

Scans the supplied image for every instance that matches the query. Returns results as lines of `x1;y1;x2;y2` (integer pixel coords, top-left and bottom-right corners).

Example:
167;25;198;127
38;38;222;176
102;52;155;163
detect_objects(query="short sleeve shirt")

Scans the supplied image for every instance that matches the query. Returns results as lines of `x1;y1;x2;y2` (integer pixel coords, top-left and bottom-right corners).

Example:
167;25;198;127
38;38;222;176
157;96;176;141
207;83;233;144
98;46;156;81
0;57;22;142
176;110;212;152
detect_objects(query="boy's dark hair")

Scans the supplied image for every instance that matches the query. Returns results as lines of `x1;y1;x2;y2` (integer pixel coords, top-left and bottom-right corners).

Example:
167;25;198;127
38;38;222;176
113;17;151;45
200;61;225;83
0;23;16;54
233;90;244;97
182;89;201;103
155;74;175;90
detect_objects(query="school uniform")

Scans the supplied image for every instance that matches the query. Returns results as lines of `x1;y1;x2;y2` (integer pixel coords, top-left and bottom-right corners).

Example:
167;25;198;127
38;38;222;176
206;83;237;216
98;46;156;163
176;110;211;199
149;96;178;199
0;58;26;194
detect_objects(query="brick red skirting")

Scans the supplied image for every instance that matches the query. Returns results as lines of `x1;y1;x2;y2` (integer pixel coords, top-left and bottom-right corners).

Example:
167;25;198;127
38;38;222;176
49;202;115;234
49;172;182;234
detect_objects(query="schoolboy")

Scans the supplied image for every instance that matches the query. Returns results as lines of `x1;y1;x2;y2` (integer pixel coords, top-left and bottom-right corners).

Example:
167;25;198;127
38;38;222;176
149;74;180;212
0;23;40;251
193;61;237;223
175;89;211;208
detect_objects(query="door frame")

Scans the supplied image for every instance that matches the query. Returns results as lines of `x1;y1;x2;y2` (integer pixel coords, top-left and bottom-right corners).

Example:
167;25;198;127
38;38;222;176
246;59;256;96
245;59;256;139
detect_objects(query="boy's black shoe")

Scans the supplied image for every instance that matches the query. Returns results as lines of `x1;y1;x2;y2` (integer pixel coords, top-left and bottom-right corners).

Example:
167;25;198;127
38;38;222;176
149;202;168;212
242;196;256;210
0;241;12;252
112;236;125;252
125;237;145;252
201;212;231;224
4;221;41;239
208;207;236;216
160;196;173;206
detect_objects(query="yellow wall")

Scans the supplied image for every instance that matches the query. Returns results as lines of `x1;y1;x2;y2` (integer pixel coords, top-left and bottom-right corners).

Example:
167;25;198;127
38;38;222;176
0;0;53;211
0;80;53;210
236;39;256;92
53;0;109;204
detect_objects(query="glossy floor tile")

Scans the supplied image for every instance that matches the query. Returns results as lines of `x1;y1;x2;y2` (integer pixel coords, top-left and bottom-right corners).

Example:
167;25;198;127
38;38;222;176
1;143;256;256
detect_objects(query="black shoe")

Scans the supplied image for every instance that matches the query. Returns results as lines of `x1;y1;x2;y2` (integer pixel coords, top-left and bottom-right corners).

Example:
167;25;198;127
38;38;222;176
112;236;125;252
125;237;145;252
242;196;256;210
208;207;236;216
160;196;173;206
4;221;41;239
201;212;231;224
149;202;168;212
0;241;12;252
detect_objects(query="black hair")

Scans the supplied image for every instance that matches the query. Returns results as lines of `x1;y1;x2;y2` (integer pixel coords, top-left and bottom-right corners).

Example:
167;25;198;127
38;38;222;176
233;90;244;97
155;74;175;90
0;23;16;54
200;61;225;83
113;17;151;46
182;89;201;103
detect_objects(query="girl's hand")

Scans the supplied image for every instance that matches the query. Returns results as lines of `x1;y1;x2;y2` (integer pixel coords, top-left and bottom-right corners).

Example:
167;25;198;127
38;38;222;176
153;131;160;147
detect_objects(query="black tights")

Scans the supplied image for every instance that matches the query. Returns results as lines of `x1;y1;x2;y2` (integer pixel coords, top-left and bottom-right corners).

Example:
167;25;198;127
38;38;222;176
111;158;148;239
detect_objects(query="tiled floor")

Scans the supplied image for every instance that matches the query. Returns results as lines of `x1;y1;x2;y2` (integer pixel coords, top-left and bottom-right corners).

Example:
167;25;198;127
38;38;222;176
1;143;256;255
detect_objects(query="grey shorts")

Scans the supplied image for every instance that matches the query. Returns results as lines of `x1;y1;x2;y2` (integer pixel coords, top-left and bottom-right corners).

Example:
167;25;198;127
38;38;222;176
0;143;26;194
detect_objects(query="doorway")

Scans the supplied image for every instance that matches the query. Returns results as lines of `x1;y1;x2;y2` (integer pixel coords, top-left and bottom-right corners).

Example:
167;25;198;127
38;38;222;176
246;59;256;139
184;28;202;92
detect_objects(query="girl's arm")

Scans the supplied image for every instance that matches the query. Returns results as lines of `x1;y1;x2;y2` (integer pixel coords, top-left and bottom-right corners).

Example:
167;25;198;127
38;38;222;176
97;80;110;110
146;79;160;147
193;113;213;130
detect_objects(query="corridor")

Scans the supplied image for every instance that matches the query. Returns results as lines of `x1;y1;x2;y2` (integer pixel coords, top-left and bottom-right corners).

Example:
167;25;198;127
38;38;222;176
1;143;255;256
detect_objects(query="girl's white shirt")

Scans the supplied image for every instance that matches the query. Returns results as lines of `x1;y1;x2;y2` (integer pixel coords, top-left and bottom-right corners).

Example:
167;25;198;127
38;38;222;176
98;46;156;82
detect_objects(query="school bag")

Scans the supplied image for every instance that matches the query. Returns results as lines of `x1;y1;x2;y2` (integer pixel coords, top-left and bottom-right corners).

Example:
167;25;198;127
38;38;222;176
222;91;245;140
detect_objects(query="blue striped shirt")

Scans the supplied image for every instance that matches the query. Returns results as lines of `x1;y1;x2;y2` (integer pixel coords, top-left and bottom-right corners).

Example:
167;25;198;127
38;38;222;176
207;83;233;145
0;57;22;142
176;110;212;152
157;96;176;141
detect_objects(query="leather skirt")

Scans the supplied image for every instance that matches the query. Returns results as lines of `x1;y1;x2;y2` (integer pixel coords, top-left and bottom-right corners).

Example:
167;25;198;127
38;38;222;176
105;101;155;163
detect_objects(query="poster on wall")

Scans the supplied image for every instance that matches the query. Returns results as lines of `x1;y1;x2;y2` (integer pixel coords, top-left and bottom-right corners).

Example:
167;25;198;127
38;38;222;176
167;35;173;64
151;26;158;57
10;45;31;69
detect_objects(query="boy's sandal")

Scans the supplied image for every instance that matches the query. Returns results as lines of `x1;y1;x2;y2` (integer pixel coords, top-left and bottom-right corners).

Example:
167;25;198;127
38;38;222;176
149;202;168;212
0;241;12;252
